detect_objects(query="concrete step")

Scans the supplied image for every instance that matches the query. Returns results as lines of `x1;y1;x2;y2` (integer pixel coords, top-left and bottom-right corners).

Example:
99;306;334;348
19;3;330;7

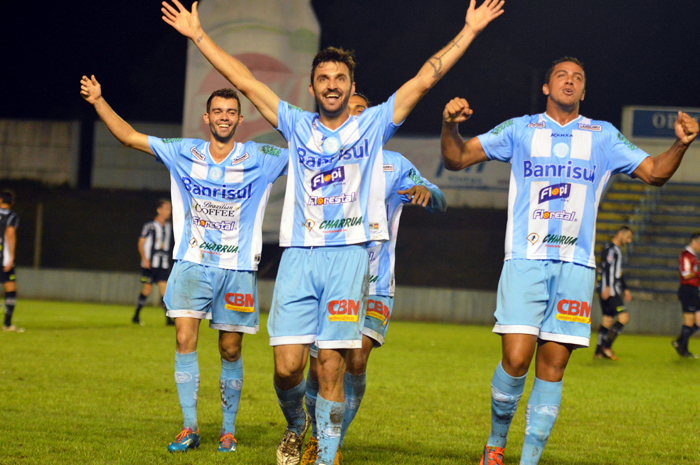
630;255;678;268
597;211;631;222
661;184;700;195
625;267;677;279
656;204;700;214
656;195;700;204
610;181;650;192
644;224;700;235
606;192;646;202
632;243;683;255
625;278;678;292
599;202;637;212
648;214;700;224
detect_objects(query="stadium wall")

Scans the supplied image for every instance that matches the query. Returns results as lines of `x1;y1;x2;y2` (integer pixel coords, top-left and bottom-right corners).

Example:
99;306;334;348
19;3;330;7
18;267;687;336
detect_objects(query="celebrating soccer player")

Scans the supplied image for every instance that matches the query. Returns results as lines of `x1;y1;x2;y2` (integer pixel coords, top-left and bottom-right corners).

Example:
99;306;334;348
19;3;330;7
81;77;288;453
300;94;448;464
0;190;21;333
162;1;503;463
440;57;699;464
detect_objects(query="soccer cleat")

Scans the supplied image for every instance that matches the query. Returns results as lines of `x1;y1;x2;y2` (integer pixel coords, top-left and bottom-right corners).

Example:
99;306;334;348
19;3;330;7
166;317;175;326
167;427;200;452
601;347;618;361
479;444;504;465
2;325;25;333
333;449;342;465
683;352;699;359
672;340;685;356
218;432;237;452
276;410;311;465
131;317;142;325
300;436;318;465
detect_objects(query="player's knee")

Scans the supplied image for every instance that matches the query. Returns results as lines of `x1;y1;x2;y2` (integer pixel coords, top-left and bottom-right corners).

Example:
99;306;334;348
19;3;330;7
345;350;368;376
618;312;629;325
175;330;197;353
219;343;241;362
502;357;530;377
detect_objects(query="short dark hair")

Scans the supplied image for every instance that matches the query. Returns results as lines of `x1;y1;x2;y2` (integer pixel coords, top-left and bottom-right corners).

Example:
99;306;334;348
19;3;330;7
618;225;632;234
544;56;585;86
310;47;356;84
691;233;700;242
206;88;242;115
157;198;171;209
0;190;14;205
352;91;371;107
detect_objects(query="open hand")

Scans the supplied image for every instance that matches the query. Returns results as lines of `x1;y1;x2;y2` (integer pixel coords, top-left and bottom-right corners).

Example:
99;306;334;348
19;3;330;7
465;0;505;36
162;0;202;39
80;75;102;104
398;185;431;207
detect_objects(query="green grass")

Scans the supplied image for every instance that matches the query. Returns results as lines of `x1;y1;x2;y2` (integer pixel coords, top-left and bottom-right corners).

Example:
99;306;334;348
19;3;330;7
0;300;699;464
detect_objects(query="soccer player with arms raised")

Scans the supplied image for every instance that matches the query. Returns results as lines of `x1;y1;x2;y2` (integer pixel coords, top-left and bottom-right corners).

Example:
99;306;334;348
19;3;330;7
162;1;503;464
301;94;448;464
81;79;288;453
441;57;698;464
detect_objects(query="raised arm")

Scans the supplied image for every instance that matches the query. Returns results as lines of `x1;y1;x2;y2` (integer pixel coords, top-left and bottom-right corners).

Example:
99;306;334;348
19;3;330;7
392;0;504;125
80;75;153;155
633;112;698;186
440;98;489;171
162;0;279;127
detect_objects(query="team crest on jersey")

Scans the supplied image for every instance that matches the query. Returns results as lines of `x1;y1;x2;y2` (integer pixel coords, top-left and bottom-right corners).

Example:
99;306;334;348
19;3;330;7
527;233;539;245
209;167;223;181
578;123;602;131
538;183;571;204
191;147;205;161
311;166;345;191
232;153;249;165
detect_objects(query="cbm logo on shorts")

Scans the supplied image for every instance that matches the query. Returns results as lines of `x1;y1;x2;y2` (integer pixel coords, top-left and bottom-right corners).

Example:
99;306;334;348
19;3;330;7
224;293;255;313
555;299;591;324
367;299;390;326
539;183;571;204
311;166;345;191
328;299;360;322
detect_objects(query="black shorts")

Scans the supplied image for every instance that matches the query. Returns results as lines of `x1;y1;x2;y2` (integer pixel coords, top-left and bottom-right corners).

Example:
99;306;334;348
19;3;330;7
600;294;625;317
678;285;700;313
0;266;16;284
140;267;171;284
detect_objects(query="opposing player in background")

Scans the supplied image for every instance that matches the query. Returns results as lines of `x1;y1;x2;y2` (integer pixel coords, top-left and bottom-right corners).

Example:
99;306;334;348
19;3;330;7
300;93;448;465
0;190;21;333
132;199;175;326
81;78;288;453
672;232;700;358
595;225;633;360
440;57;698;464
162;1;503;463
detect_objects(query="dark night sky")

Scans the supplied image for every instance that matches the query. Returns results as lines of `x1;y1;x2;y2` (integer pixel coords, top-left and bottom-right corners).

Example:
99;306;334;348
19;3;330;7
5;0;700;136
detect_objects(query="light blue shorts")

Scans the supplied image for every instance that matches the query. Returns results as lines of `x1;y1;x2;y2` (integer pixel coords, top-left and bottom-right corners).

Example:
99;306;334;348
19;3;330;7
363;295;393;347
309;295;394;357
494;259;594;347
164;260;259;334
268;245;369;349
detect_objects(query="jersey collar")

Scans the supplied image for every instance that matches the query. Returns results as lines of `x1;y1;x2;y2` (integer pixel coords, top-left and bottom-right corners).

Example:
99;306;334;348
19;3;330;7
686;246;697;257
205;141;241;165
542;112;584;128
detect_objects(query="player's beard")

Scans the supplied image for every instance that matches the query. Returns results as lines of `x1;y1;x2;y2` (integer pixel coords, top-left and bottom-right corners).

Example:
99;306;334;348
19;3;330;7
315;88;352;119
210;120;238;144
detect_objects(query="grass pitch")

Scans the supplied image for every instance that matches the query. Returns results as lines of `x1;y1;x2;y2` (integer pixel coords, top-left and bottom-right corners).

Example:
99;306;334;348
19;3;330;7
0;300;698;464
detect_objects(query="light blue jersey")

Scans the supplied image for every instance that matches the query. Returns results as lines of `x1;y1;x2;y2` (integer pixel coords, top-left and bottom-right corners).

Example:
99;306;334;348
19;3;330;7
275;95;401;247
477;113;648;268
150;137;287;270
367;151;446;296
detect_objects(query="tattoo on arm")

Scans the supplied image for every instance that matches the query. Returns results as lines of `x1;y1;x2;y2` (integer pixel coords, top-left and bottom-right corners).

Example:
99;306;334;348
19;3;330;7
196;35;204;44
427;35;464;79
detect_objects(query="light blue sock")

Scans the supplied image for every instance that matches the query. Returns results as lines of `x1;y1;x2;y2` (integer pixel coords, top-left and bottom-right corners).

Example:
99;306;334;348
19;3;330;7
487;362;527;449
520;377;563;465
315;395;344;465
305;375;319;438
274;379;307;436
220;358;243;436
174;351;200;430
339;372;366;447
